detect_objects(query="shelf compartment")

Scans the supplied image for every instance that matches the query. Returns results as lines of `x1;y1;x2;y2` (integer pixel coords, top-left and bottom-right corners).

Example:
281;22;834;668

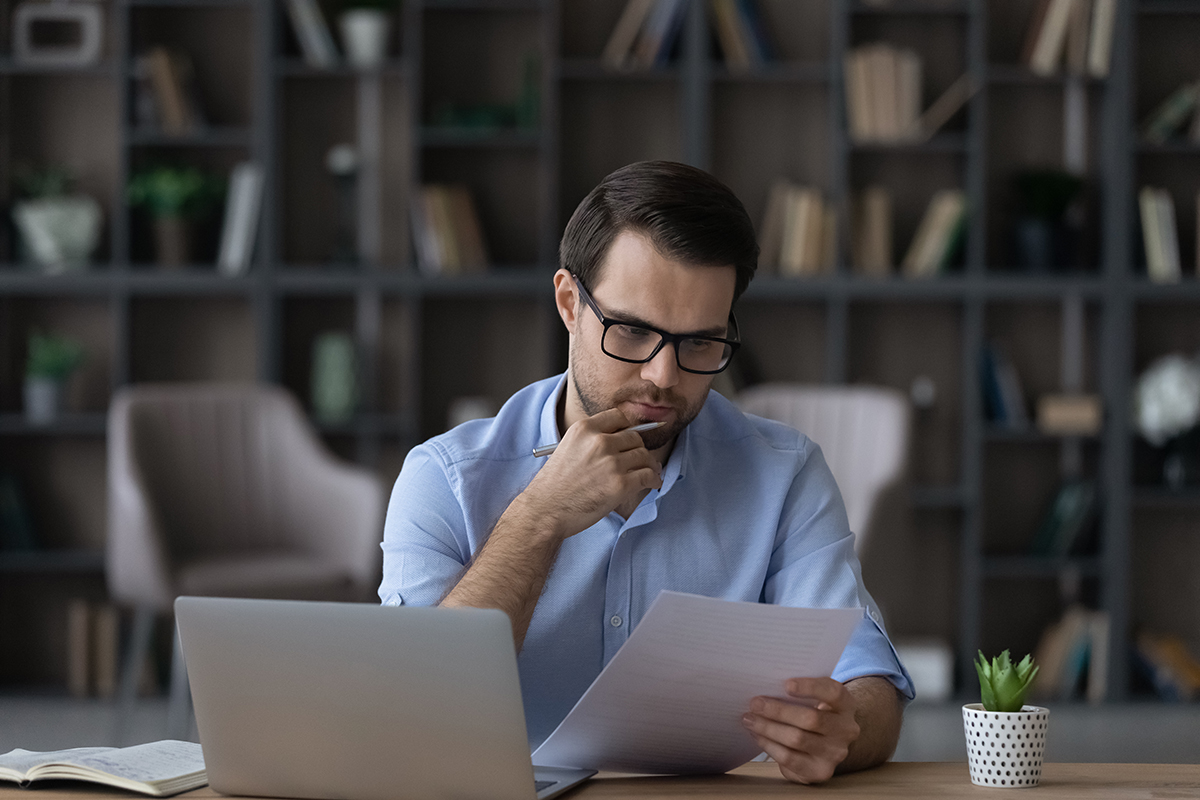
419;127;543;148
0;550;105;573
1133;488;1200;509
127;126;253;147
558;59;681;82
275;59;410;79
849;0;968;14
982;556;1102;579
0;414;108;437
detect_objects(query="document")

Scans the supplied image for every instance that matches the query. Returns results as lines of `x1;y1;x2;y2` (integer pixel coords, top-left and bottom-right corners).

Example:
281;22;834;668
531;591;862;775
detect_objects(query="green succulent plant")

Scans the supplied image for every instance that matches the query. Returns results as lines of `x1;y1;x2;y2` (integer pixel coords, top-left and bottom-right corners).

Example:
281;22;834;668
26;332;85;381
975;650;1039;713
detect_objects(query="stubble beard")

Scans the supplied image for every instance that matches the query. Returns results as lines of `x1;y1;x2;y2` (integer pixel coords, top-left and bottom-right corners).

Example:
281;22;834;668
569;337;707;452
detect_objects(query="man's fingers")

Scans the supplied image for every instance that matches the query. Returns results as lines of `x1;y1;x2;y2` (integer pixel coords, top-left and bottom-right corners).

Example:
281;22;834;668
743;712;817;753
586;407;633;434
749;735;833;785
786;677;851;711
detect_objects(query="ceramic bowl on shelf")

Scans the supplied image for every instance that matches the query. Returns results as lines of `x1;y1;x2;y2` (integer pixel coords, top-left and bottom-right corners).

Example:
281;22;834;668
962;703;1049;788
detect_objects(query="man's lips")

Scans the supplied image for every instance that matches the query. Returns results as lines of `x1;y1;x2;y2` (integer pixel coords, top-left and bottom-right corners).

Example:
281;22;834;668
627;401;674;421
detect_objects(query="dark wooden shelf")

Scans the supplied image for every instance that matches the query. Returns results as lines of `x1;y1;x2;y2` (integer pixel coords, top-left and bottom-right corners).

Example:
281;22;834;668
0;550;105;574
982;555;1102;579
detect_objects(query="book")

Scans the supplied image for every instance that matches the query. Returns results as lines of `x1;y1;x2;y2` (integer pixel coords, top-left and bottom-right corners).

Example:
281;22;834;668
0;472;37;551
1028;0;1075;76
1140;186;1166;279
1029;479;1096;556
757;178;791;272
1135;632;1200;702
67;599;90;698
1086;611;1110;705
711;0;751;72
851;185;893;276
446;184;489;273
217;161;264;277
901;190;965;277
0;740;206;797
980;341;1029;428
735;0;774;66
411;184;489;276
1029;604;1093;702
1141;82;1200;145
779;186;825;276
915;73;977;142
1021;0;1054;67
284;0;338;68
1155;188;1182;281
632;0;686;69
602;0;656;70
844;49;873;141
1065;0;1092;76
1086;0;1116;78
144;47;195;135
1036;393;1103;436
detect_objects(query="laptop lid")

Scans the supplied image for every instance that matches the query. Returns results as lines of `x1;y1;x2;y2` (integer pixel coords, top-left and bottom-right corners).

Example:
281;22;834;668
176;597;586;800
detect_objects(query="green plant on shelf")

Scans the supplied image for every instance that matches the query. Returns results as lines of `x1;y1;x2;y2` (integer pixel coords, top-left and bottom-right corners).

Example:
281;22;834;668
25;332;85;381
127;165;223;220
975;650;1039;712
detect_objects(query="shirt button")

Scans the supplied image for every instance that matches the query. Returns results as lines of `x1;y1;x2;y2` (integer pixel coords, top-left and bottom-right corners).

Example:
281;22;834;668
610;615;623;628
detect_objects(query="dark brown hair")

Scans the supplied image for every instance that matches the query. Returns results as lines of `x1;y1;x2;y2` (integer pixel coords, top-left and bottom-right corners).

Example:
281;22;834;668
560;161;759;304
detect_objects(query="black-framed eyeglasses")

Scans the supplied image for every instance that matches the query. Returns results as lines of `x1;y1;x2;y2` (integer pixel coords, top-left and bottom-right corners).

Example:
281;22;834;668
573;275;740;375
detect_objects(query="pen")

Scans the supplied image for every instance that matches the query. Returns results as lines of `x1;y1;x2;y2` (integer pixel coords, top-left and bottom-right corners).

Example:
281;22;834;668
532;422;663;458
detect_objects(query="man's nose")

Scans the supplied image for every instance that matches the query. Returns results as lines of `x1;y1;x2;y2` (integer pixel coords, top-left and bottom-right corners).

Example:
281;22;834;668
640;342;680;389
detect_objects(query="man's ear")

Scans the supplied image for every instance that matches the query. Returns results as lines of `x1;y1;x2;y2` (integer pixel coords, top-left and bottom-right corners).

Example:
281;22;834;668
553;269;579;334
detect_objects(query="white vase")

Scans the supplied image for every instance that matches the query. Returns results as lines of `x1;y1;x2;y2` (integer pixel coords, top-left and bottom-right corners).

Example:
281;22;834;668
962;703;1049;788
12;195;102;273
338;9;391;69
24;377;62;425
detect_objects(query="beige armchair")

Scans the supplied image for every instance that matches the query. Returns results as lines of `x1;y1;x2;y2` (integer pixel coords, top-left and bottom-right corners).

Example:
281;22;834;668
736;383;911;557
107;383;384;738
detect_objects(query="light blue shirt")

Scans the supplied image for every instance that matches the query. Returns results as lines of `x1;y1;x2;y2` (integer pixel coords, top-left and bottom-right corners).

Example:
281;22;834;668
380;373;914;748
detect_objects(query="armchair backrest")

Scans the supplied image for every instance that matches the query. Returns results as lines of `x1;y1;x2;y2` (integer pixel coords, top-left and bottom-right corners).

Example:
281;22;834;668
736;383;910;555
107;383;383;609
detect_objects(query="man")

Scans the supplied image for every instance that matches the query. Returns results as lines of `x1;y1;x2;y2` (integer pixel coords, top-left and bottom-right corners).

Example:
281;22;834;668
380;161;913;784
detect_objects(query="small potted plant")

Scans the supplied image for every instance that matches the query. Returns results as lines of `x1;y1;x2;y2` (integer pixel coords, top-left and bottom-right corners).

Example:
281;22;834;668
963;650;1047;788
127;165;223;268
337;0;397;69
10;164;103;273
24;332;85;425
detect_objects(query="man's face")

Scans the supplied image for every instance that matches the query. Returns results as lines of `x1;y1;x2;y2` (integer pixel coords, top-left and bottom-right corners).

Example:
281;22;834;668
562;230;737;452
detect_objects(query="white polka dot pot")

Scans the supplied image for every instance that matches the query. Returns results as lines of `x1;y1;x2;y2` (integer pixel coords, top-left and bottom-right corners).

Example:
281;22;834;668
962;703;1049;788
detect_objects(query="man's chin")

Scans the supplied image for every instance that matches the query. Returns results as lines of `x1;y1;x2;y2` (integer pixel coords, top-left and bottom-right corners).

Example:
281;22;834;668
638;424;681;452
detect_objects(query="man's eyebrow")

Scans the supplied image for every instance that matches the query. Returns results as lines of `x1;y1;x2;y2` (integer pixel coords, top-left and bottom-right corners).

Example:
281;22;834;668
604;308;729;338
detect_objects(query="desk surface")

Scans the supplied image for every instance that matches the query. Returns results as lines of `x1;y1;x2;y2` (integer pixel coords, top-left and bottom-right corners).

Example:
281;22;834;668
4;762;1199;799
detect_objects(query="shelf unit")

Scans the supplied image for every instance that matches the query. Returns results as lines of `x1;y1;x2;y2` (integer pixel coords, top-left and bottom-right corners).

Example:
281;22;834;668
2;0;1199;699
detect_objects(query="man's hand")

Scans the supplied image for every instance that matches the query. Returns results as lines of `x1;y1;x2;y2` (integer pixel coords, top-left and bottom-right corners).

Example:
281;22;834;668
521;407;663;538
741;677;861;785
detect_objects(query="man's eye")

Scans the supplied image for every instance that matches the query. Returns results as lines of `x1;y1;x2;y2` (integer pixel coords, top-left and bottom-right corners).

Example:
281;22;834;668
684;339;716;352
615;325;654;340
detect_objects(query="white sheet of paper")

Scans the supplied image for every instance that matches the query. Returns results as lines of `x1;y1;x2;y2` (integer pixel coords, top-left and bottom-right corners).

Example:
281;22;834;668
531;591;862;775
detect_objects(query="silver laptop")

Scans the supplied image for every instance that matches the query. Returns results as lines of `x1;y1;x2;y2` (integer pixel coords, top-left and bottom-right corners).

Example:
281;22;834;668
175;597;594;800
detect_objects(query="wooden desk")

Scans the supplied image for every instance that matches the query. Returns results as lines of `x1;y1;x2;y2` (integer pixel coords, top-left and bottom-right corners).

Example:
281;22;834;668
4;762;1198;799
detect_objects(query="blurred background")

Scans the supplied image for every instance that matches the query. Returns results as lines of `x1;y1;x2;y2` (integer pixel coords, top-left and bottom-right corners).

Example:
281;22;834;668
1;0;1199;761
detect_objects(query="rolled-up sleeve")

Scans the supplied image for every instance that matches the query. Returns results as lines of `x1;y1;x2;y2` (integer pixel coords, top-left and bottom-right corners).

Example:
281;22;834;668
378;444;470;608
764;442;916;701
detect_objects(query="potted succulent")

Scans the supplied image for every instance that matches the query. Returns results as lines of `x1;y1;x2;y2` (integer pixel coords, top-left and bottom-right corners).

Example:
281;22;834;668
127;165;223;267
24;332;85;425
963;650;1047;788
10;165;103;273
337;0;397;69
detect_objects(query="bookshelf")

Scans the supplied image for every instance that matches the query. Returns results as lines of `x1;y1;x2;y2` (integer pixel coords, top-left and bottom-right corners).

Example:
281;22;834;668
2;0;1199;701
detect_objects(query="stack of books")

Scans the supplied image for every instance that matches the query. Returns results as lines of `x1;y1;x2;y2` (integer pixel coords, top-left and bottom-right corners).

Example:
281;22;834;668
757;180;835;277
1030;604;1111;705
1022;0;1116;77
411;184;490;276
601;0;688;71
850;186;893;277
844;46;975;145
709;0;774;73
